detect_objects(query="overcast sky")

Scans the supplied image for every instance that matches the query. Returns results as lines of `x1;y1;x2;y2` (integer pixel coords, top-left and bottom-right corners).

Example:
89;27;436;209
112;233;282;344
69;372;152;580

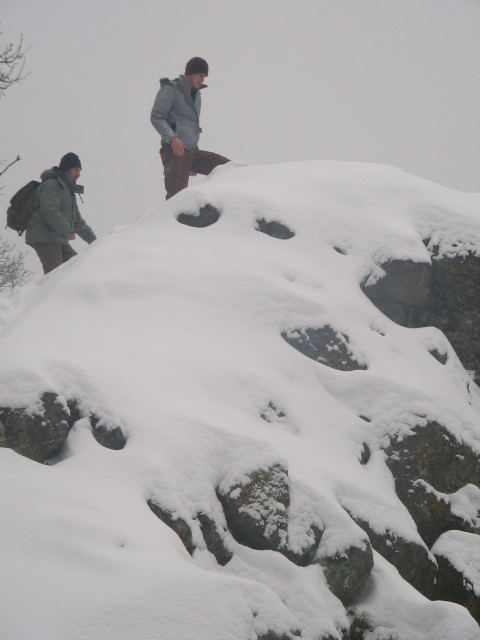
1;0;480;272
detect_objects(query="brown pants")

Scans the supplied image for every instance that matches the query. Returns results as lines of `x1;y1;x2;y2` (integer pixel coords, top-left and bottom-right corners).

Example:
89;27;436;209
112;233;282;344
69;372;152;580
28;242;77;274
160;145;229;199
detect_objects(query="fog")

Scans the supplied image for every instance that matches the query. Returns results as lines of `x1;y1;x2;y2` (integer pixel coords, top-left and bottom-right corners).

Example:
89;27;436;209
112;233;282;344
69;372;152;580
1;0;479;273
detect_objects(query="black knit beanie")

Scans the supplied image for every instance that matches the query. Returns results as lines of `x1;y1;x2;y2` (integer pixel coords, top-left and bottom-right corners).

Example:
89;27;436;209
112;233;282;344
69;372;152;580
59;152;82;172
185;57;208;76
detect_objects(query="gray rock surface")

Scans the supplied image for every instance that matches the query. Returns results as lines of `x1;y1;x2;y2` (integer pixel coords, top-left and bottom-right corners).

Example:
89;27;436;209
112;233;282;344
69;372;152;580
282;327;367;371
384;421;480;546
0;392;71;462
217;463;290;552
361;252;480;375
255;218;295;240
348;513;436;597
318;540;374;605
177;204;221;227
90;414;127;450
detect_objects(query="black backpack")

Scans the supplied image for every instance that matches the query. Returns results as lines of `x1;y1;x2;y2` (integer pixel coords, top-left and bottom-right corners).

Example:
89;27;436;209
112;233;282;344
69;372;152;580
6;180;40;236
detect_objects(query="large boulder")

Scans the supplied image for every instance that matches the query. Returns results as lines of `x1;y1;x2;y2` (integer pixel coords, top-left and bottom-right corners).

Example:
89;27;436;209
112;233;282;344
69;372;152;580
433;531;480;624
347;513;437;597
217;463;323;566
362;252;480;374
0;392;71;462
217;463;290;552
318;539;374;605
361;259;431;326
384;421;480;546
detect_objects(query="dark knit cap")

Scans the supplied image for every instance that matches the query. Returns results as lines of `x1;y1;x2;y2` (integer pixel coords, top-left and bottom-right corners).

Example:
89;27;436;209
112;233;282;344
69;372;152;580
185;57;208;76
59;152;82;172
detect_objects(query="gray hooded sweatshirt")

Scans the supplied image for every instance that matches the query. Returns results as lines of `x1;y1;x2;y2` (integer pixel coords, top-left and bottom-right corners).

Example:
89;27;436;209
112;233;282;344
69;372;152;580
150;75;205;151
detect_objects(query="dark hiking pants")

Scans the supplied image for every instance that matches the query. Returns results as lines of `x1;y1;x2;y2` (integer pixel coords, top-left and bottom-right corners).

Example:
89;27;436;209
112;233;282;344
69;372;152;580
160;145;229;200
28;242;77;274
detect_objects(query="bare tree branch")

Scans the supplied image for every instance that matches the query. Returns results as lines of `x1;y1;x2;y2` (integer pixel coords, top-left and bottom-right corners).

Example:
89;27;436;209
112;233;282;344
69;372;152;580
0;30;29;98
0;234;32;291
0;155;21;177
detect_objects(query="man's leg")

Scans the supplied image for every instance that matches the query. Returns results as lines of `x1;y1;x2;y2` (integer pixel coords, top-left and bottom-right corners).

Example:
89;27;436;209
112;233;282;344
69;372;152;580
160;145;195;199
28;242;77;274
61;243;77;264
192;150;230;176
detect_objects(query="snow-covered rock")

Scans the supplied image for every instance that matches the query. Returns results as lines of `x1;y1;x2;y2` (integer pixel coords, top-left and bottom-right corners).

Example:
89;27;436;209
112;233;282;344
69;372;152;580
2;160;480;639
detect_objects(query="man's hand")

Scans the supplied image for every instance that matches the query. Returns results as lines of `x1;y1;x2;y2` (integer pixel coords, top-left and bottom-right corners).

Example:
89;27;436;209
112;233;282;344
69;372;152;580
170;137;186;157
69;233;76;240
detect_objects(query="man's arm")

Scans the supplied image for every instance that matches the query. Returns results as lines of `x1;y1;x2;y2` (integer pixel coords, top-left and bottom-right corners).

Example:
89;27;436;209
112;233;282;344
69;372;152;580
73;200;96;244
150;84;177;143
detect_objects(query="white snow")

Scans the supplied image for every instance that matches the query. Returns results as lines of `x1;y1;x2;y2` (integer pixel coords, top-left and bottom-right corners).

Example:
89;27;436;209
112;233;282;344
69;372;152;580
433;531;480;598
1;160;480;639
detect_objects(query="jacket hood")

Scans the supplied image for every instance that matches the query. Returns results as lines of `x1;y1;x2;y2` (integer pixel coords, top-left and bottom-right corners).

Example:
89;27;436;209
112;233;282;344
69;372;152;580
40;167;60;181
40;167;84;194
159;75;207;89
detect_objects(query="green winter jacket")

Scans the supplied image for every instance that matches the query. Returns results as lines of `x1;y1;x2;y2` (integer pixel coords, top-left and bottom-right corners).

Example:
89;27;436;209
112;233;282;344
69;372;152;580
25;167;96;245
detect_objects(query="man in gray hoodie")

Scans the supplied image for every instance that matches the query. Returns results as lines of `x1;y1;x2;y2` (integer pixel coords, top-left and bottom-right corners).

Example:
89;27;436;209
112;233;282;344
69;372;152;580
151;57;229;199
26;153;96;274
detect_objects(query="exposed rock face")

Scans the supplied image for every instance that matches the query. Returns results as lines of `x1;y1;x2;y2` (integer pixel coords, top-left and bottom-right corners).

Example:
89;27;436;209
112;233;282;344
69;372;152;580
147;500;233;565
217;463;324;567
433;531;480;623
385;421;480;494
90;414;127;450
347;513;436;597
67;400;127;450
255;218;295;240
361;259;431;326
282;327;367;371
0;392;71;462
361;253;480;374
217;463;290;552
177;204;221;227
196;512;233;566
147;500;195;555
318;540;374;605
384;421;480;547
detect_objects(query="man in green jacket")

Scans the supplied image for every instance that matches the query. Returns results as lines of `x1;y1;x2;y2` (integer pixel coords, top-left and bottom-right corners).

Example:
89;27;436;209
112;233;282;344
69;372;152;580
26;153;96;274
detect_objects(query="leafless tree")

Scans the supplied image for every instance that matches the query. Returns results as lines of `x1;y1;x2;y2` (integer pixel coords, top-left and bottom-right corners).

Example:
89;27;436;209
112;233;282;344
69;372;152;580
0;30;28;98
0;28;31;290
0;234;32;291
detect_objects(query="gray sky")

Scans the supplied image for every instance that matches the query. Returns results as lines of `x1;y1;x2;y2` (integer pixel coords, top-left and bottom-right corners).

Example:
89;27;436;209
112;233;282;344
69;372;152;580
1;0;480;272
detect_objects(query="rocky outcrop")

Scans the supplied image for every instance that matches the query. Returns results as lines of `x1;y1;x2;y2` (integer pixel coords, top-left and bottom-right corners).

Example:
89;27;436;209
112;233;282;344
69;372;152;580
147;500;195;555
177;204;221;227
255;218;295;240
361;252;480;375
347;513;436;597
282;327;367;371
361;259;431;327
147;500;233;565
318;540;374;605
433;531;480;624
384;421;480;547
196;511;233;566
0;392;71;462
89;415;127;450
67;400;127;450
217;463;290;552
